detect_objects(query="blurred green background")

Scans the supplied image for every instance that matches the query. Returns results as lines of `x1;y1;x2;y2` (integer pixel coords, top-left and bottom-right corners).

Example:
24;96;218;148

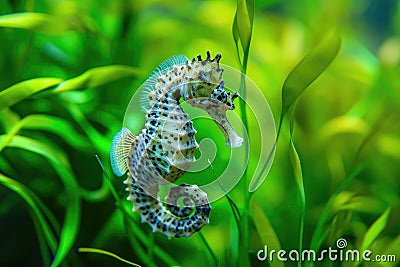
0;0;399;266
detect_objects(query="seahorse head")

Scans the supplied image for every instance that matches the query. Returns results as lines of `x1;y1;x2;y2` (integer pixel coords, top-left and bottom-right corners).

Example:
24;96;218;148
186;52;243;148
185;52;223;98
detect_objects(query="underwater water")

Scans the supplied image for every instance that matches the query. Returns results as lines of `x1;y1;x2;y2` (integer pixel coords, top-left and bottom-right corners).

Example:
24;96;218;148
0;0;399;266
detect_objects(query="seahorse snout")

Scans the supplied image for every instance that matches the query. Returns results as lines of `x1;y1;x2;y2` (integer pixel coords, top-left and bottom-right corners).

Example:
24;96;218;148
226;131;243;148
188;96;243;148
213;110;243;148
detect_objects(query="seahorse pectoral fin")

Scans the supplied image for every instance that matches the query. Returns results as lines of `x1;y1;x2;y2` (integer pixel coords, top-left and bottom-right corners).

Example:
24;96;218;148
110;127;136;176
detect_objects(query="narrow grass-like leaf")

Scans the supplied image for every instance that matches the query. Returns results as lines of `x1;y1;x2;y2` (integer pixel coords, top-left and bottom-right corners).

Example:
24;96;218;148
6;135;81;267
352;111;392;165
66;103;109;154
278;33;341;263
330;191;356;214
21;115;90;150
232;1;254;266
287;105;306;267
209;159;241;227
4;134;69;165
0;108;20;132
281;33;341;118
225;193;241;228
92;209;125;248
147;230;155;265
245;69;278;192
78;180;110;203
0;155;15;176
326;211;352;245
0;173;58;254
360;207;391;251
308;164;364;266
251;200;283;267
0;114;108;202
319;116;370;141
0;12;81;34
199;232;219;266
54;65;140;92
289;140;305;207
232;15;242;66
333;193;385;215
383;234;400;266
78;247;141;267
232;0;254;72
31;213;52;266
0;114;90;152
123;215;154;267
59;90;95;104
0;78;63;110
289;138;306;267
234;0;254;53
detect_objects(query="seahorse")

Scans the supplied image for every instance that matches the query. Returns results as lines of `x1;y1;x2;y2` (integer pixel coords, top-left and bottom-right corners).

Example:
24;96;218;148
110;51;243;238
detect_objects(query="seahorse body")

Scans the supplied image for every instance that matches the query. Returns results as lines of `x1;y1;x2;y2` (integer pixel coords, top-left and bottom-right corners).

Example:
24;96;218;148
110;52;242;238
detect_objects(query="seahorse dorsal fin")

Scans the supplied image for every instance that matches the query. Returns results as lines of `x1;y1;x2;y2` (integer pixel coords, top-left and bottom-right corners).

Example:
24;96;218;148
110;128;136;176
140;54;189;112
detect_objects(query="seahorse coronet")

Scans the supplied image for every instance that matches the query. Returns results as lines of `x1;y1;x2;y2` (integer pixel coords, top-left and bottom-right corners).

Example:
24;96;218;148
110;51;242;238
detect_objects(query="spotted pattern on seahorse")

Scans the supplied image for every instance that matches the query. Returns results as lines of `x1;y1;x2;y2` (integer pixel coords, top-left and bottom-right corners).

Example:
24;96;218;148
110;51;242;238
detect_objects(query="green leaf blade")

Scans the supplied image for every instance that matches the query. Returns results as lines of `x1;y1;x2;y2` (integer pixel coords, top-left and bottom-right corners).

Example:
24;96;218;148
0;173;59;253
251;200;283;267
232;0;254;69
0;114;90;152
289;139;305;206
5;135;81;267
78;247;141;267
55;65;140;92
0;78;63;110
0;12;79;34
281;33;341;116
235;0;253;50
360;207;391;251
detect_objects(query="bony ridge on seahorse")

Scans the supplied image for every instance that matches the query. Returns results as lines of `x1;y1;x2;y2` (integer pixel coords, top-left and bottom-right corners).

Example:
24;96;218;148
110;51;243;238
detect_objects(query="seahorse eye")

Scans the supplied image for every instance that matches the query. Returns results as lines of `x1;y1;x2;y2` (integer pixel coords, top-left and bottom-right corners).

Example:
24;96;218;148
231;92;239;101
210;88;228;103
